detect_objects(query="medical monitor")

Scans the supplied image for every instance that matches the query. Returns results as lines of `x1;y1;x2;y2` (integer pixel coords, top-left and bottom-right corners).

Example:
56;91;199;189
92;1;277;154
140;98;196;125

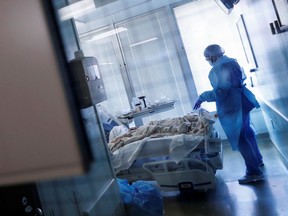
214;0;240;14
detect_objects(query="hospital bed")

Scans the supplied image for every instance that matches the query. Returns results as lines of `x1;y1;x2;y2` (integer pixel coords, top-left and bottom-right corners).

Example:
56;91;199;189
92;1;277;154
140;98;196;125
97;104;223;192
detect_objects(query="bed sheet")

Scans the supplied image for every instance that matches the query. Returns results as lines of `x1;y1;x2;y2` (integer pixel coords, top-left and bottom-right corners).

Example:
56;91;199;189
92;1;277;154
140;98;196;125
109;108;215;173
111;133;204;174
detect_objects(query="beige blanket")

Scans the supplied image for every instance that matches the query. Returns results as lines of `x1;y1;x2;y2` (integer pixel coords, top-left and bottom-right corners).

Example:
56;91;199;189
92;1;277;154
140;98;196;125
108;109;213;152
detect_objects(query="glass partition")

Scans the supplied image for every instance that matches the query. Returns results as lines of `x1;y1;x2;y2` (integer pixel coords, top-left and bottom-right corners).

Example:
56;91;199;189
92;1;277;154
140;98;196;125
77;9;193;125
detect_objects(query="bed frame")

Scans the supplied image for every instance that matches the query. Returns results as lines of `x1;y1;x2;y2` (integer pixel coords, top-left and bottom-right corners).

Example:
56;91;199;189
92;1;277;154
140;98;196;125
116;129;223;192
96;104;223;192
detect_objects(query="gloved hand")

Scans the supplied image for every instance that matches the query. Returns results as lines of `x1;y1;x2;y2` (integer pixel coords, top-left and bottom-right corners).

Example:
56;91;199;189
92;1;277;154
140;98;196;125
193;99;202;110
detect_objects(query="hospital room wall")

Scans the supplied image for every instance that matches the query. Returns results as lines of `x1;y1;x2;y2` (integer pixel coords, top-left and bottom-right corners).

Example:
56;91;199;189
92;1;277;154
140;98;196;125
237;0;288;163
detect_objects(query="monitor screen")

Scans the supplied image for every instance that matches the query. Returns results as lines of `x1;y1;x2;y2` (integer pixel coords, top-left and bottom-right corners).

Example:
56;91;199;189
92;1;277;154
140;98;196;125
214;0;240;14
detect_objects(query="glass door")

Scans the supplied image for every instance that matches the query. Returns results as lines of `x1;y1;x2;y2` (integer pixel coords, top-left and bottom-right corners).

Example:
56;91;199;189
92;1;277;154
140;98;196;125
173;0;247;111
78;9;194;125
116;10;192;122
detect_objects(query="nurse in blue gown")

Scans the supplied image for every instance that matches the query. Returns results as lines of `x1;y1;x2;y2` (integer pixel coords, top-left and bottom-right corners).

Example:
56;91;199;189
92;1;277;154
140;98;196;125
193;44;264;184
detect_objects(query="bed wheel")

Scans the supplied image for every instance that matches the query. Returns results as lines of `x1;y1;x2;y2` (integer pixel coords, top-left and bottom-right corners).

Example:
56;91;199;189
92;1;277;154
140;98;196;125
178;182;194;195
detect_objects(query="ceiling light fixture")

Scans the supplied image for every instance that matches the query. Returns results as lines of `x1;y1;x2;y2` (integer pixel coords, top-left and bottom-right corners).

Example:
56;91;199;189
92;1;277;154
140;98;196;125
58;0;95;21
130;37;158;47
85;27;128;42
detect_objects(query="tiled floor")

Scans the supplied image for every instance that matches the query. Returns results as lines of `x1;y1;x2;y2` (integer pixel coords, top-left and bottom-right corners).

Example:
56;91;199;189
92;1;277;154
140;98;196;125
162;134;288;216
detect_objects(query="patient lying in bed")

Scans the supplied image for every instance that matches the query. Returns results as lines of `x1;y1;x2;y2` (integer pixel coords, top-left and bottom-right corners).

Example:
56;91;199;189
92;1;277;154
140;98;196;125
108;109;214;152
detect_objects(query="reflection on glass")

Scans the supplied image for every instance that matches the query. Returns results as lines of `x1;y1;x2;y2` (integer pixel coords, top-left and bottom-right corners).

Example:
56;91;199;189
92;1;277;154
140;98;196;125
115;11;191;121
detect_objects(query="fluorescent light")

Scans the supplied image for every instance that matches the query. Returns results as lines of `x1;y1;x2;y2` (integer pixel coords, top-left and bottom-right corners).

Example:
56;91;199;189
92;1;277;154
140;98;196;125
58;0;95;21
99;62;113;65
130;37;158;47
85;27;128;42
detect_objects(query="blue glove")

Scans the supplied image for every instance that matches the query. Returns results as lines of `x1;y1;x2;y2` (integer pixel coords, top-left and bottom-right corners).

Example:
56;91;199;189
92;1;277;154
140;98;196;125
193;99;202;110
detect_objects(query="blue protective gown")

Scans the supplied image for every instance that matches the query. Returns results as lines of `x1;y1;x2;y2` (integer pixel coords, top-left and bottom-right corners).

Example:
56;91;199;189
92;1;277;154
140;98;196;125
199;55;263;175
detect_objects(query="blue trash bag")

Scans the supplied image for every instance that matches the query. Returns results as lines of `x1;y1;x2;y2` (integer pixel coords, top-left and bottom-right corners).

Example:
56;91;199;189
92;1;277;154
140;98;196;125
117;179;163;216
117;178;135;204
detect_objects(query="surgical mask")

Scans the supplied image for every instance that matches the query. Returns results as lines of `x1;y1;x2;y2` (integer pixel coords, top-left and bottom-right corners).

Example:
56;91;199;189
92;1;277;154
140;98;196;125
205;56;215;66
208;60;214;66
